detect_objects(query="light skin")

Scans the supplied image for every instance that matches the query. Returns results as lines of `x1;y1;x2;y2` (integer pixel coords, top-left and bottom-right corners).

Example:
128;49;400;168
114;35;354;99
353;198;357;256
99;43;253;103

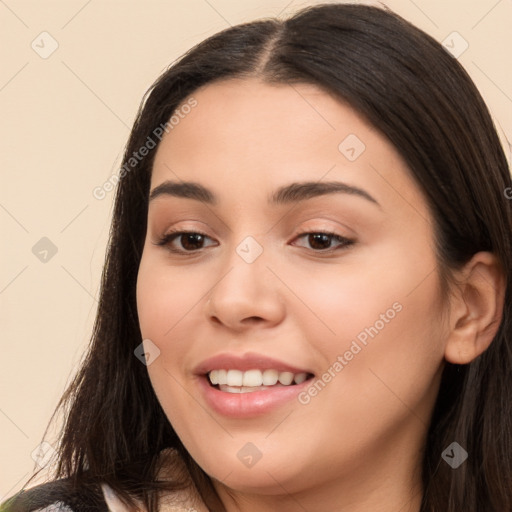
136;78;504;512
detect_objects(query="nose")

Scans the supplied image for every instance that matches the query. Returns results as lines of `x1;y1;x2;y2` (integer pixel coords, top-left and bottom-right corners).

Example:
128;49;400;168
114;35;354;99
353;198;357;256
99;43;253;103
204;246;286;332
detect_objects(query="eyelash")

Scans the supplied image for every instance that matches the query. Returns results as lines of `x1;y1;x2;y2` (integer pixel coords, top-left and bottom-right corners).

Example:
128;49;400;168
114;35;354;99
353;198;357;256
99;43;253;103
154;229;355;255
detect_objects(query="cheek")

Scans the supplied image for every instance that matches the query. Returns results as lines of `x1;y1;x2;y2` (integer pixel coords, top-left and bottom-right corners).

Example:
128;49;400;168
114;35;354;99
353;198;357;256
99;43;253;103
136;253;216;403
136;254;208;342
291;244;442;348
294;241;446;403
136;257;202;429
285;265;446;467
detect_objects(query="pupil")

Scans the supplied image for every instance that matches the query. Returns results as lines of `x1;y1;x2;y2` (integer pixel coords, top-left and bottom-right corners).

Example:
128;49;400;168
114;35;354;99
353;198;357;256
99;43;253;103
309;233;331;250
182;233;203;250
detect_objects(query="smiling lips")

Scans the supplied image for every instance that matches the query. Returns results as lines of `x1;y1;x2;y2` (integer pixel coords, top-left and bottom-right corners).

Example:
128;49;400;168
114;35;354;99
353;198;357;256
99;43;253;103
195;353;315;403
209;368;310;393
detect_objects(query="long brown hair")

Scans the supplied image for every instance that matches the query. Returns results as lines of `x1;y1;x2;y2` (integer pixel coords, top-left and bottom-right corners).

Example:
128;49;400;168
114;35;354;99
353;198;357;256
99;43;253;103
8;3;512;511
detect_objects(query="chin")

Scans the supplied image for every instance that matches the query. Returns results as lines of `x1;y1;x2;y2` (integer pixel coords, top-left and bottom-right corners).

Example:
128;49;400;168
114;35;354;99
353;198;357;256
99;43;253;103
211;466;301;495
191;443;313;496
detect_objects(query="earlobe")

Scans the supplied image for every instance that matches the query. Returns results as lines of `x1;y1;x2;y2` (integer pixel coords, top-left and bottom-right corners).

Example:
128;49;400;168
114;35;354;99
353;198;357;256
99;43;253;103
444;252;505;365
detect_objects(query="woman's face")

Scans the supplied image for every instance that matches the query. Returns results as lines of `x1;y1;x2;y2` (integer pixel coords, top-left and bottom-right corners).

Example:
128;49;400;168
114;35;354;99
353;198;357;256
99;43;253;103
136;79;449;506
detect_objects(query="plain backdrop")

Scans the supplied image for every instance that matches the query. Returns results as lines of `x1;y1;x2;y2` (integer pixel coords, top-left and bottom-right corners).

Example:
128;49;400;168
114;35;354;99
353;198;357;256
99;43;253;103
1;0;511;498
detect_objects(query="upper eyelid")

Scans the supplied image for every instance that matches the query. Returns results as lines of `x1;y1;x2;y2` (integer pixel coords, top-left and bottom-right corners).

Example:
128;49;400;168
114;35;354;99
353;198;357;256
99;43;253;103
159;228;351;240
158;217;354;236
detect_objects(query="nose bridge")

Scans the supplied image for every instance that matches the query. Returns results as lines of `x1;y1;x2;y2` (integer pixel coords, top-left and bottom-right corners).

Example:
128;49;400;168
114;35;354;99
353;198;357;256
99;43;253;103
218;233;270;298
206;232;285;327
234;234;266;266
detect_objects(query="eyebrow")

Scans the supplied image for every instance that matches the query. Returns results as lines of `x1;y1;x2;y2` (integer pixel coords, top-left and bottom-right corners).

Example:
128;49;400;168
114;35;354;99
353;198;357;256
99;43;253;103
149;180;380;207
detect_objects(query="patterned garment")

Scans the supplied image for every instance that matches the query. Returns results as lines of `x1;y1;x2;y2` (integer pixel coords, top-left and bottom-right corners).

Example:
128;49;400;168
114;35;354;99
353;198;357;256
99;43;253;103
0;479;110;511
1;480;204;512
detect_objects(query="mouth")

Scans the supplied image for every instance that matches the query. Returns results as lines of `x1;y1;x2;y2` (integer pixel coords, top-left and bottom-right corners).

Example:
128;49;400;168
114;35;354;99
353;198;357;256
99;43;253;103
206;368;315;394
194;352;316;416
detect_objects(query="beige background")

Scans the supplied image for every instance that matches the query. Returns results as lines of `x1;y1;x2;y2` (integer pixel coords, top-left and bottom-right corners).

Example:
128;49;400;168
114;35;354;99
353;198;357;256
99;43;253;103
1;0;511;498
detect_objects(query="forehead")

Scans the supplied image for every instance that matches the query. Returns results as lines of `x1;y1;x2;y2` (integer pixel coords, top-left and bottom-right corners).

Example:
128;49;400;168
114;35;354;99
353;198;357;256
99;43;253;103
150;78;427;217
153;79;373;171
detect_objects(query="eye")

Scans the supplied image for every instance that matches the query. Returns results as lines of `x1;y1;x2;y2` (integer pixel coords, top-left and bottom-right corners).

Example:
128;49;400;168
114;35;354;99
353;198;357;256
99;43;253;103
292;231;354;252
153;229;354;255
154;230;217;254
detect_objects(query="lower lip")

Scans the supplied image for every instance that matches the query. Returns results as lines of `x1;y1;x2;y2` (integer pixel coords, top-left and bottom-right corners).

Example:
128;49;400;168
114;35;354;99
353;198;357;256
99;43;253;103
197;375;313;418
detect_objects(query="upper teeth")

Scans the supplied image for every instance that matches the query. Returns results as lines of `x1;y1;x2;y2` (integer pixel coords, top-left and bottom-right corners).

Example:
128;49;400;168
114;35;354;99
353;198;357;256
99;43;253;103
208;369;309;387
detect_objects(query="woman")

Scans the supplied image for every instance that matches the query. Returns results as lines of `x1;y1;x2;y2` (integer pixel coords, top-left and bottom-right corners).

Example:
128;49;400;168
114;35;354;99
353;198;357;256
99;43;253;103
2;2;511;511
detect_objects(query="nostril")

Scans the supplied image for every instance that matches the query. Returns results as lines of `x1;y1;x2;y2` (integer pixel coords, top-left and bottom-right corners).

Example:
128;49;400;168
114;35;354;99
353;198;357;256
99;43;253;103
242;316;265;324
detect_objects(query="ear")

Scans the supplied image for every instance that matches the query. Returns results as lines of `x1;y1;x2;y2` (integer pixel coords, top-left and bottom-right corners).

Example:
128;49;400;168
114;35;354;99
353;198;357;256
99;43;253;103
444;252;506;364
